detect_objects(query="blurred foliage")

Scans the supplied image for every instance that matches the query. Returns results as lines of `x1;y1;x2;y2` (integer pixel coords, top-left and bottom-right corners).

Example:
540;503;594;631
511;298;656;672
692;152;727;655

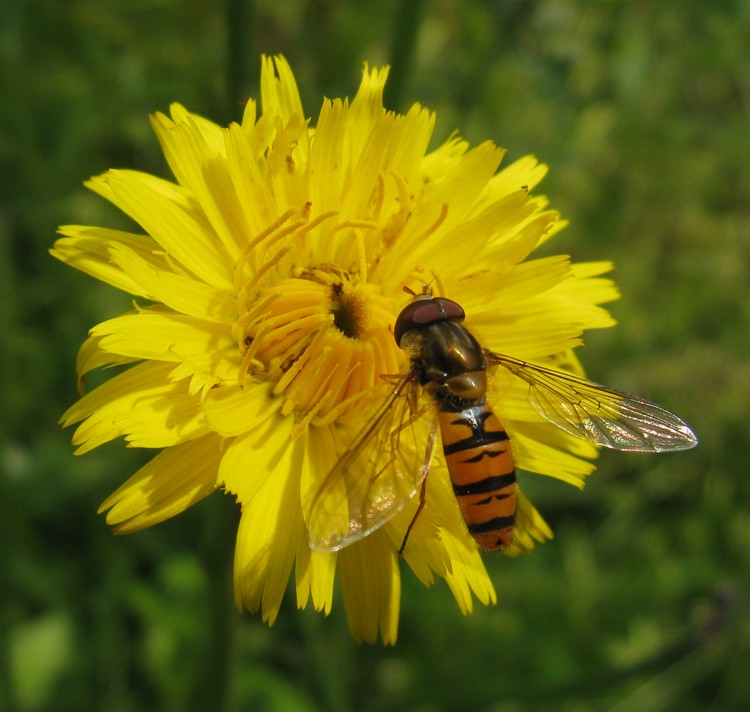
2;0;749;710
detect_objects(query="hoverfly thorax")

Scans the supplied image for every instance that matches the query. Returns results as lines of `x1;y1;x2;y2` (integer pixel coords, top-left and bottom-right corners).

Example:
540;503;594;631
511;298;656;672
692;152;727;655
394;296;488;408
416;321;488;407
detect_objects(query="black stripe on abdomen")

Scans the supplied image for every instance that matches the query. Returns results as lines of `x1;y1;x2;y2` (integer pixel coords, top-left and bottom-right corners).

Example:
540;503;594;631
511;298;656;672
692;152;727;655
452;471;516;497
443;428;508;456
467;514;517;534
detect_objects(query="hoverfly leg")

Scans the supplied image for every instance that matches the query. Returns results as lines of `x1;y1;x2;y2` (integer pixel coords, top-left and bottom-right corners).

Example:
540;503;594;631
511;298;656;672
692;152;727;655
399;477;427;556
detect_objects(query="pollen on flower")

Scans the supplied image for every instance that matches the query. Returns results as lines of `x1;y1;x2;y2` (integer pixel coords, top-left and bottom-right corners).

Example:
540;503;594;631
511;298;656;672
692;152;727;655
233;256;403;426
329;281;366;339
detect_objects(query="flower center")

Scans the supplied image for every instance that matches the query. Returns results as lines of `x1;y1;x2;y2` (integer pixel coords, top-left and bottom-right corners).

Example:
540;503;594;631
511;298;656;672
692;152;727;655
329;283;367;339
234;269;403;426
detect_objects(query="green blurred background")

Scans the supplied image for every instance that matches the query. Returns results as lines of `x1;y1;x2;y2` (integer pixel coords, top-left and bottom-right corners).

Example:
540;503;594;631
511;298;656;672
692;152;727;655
2;1;748;710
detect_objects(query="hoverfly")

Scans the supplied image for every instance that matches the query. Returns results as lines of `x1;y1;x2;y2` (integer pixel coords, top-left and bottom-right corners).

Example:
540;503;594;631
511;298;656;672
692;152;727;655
306;294;698;554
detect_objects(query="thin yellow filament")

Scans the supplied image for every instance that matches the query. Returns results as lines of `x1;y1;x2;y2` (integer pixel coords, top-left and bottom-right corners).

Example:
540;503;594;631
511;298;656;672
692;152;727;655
415;203;449;246
356;229;368;284
234;209;295;288
237;245;292;311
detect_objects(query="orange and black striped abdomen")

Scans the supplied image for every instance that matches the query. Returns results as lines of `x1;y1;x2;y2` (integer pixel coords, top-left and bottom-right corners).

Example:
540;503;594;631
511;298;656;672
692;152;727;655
438;404;516;551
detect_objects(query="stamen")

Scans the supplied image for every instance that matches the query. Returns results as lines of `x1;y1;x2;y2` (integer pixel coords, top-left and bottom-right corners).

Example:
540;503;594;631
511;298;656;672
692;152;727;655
234;265;401;425
368;172;413;281
237;245;292;311
430;269;448;299
312;367;380;427
234;209;295;288
262;217;308;253
314;363;409;427
415;202;449;245
158;250;186;276
390;171;412;216
273;327;330;398
232;291;279;346
292;395;331;437
260;312;331;362
371;173;385;222
297;209;338;236
280;346;332;416
356;228;368;284
321;218;377;271
327;219;379;233
238;347;264;388
237;314;279;383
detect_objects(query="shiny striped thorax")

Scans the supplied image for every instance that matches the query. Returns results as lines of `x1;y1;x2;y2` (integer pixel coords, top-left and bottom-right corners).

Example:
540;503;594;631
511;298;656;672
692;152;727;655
305;293;697;555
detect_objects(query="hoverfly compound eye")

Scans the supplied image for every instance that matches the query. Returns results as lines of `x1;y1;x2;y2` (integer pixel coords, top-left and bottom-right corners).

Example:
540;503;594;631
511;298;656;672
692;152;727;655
433;298;465;320
393;297;466;346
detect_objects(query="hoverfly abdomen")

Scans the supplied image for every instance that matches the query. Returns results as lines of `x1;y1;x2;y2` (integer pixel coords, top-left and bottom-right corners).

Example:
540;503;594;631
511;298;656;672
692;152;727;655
438;405;517;551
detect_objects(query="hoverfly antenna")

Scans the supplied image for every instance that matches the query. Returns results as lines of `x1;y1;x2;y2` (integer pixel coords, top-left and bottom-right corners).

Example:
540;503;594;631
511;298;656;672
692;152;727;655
401;281;433;298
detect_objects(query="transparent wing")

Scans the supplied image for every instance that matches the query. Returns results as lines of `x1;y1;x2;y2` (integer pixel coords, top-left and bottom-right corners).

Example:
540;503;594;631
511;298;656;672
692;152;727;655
486;352;698;452
306;370;438;552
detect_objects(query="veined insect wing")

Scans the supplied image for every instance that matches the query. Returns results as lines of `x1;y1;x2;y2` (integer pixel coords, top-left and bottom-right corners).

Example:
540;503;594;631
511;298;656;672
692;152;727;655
486;351;698;453
305;370;437;552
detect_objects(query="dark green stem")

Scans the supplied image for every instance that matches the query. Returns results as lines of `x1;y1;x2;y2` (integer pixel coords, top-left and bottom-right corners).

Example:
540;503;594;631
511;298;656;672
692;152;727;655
225;0;255;121
187;495;240;712
384;0;427;111
186;6;251;710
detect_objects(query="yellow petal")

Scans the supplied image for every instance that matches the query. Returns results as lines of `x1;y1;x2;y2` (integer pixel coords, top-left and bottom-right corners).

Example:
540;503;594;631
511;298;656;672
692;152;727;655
376;137;502;280
218;412;294;505
260;54;305;125
294;425;339;615
461;256;572;320
169;103;227;154
423;141;506;230
89;312;237;384
75;332;138;394
307;98;348;214
202;382;280;437
474;317;584;361
440;529;497;613
485;155;549;200
154;114;247;257
99;169;234;291
338;530;401;644
99;433;223;533
294;544;337;616
505;490;553;557
347;63;390;158
394;463;469;586
52;226;164;296
150;105;226;191
62;361;209;454
224;122;280;238
233;437;305;625
107;243;236;323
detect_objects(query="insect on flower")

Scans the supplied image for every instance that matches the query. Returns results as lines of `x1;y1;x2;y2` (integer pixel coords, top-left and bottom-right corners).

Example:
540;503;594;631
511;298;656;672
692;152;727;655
307;291;698;554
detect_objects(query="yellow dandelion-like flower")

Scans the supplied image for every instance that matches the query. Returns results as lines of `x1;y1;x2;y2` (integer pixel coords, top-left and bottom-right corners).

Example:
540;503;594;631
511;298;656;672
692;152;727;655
53;55;696;644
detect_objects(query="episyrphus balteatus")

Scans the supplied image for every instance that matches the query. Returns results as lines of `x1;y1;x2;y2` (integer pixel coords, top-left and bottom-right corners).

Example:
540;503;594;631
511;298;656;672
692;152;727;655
306;293;698;554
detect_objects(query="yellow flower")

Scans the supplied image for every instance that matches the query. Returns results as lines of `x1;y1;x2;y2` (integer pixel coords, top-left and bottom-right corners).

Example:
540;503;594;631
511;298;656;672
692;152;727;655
53;55;622;644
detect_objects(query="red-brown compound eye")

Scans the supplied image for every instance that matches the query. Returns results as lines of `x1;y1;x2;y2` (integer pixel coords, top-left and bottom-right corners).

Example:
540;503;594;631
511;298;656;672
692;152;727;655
393;297;466;346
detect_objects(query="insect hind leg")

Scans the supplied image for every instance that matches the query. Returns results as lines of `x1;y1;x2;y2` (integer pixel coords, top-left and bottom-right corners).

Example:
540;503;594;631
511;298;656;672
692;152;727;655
399;477;427;556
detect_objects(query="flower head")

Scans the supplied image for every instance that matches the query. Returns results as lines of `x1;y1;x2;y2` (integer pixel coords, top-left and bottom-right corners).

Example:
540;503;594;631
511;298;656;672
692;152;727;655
53;55;621;643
